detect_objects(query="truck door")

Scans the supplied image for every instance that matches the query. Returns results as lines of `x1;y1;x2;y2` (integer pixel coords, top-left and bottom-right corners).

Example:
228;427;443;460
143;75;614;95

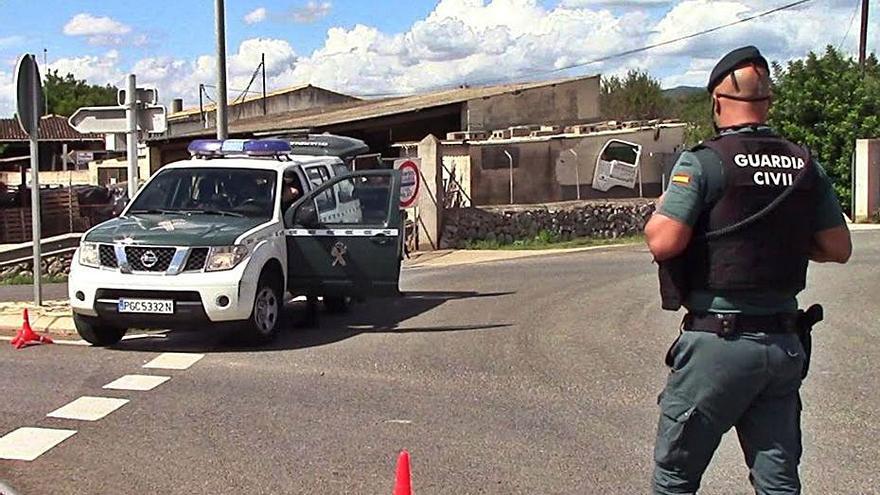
284;170;402;298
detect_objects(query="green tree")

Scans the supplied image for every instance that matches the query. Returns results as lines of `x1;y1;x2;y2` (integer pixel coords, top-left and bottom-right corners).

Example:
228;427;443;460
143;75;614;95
667;91;714;146
44;70;118;117
601;70;668;121
770;46;880;212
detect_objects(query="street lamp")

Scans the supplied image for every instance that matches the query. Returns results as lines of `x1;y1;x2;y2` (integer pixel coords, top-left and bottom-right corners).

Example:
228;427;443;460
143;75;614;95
568;148;581;200
503;150;514;204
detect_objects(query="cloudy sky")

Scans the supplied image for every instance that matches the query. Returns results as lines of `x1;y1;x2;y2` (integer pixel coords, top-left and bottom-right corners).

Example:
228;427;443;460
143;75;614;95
0;0;871;116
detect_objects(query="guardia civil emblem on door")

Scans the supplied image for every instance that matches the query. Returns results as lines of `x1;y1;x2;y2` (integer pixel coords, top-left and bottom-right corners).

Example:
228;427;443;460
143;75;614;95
330;242;348;267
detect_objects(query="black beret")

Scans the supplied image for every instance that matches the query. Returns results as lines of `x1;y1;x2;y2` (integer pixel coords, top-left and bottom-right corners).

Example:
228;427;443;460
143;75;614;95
707;46;769;93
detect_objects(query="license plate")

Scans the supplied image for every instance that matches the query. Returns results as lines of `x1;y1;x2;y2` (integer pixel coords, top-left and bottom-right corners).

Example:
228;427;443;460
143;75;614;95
117;298;174;314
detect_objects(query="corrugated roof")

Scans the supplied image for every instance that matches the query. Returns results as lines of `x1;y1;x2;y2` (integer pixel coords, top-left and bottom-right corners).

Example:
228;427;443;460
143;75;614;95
0;115;103;142
172;75;600;139
169;84;358;119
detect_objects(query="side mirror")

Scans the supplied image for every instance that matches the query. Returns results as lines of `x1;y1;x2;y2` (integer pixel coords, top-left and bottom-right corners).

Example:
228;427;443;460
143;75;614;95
294;202;319;228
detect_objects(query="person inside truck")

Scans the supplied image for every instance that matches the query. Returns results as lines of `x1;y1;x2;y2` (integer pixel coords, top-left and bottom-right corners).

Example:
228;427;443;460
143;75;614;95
281;174;305;212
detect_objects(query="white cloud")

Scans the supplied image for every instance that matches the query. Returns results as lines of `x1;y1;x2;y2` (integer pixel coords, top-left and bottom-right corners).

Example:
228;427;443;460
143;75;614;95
561;0;671;6
0;69;15;116
62;13;143;47
290;1;332;23
48;50;125;86
244;7;268;25
63;13;131;37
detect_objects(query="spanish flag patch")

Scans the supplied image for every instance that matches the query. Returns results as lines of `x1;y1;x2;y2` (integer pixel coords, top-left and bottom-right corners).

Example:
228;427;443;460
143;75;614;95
671;174;691;185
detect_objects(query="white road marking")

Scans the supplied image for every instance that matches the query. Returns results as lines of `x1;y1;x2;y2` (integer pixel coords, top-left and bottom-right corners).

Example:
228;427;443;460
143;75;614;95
47;396;129;422
143;352;204;370
103;375;171;391
122;331;169;341
0;427;77;461
384;420;413;424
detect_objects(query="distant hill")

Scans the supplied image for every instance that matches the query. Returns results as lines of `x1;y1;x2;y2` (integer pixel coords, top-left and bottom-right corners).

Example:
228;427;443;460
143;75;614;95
663;86;704;99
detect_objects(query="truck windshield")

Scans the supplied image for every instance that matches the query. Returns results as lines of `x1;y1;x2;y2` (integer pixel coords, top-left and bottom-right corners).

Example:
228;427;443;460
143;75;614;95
129;168;277;219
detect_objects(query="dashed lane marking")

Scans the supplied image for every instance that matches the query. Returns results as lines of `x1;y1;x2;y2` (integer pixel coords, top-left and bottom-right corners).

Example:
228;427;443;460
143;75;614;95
142;352;204;370
46;397;129;422
103;375;171;391
0;427;77;461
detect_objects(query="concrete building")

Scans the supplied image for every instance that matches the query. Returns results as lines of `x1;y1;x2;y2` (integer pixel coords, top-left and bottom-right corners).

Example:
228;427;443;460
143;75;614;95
165;84;359;140
149;75;602;165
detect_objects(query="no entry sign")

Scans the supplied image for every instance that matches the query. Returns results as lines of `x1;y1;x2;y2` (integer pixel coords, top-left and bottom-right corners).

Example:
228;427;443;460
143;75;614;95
395;159;421;208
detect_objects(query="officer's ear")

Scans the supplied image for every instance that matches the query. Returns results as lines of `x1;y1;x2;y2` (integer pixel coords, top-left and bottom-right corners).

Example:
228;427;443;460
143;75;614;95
711;95;721;117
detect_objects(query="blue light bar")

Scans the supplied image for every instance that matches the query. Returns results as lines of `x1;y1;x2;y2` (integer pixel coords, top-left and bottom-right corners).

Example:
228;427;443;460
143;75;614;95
243;140;292;155
188;139;292;157
187;139;224;156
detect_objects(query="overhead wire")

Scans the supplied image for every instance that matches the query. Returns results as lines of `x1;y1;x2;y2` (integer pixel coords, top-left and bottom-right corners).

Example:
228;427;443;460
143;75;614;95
837;0;862;51
349;0;815;98
193;0;817;103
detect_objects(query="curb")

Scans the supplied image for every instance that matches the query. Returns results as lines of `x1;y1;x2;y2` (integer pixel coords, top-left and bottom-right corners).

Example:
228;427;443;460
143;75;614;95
0;300;78;337
406;241;644;269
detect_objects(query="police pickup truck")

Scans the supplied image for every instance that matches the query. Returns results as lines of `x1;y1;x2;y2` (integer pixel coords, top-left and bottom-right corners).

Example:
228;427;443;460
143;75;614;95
69;136;403;346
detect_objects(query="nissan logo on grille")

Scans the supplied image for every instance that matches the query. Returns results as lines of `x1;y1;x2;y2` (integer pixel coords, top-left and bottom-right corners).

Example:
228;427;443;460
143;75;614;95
140;250;159;268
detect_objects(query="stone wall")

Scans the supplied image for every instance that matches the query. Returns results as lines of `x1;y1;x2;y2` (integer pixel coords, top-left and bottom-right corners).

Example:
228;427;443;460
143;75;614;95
0;251;73;283
440;199;655;249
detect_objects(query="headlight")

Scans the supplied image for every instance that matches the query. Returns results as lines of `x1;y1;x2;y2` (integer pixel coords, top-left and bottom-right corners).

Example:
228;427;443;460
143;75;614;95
205;245;249;272
79;242;100;268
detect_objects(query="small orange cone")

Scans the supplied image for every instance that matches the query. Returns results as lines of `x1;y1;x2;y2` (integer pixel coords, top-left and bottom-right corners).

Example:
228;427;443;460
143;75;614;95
11;309;53;349
393;450;412;495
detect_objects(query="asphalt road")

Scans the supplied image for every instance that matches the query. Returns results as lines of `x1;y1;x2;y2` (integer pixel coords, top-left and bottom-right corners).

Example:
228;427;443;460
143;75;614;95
1;232;878;494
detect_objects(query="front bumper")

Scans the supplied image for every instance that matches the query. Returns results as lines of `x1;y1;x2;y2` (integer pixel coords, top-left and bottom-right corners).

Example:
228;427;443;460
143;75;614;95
69;260;256;327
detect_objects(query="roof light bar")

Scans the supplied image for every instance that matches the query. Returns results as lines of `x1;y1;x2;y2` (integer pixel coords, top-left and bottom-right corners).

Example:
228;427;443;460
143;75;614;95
188;139;292;157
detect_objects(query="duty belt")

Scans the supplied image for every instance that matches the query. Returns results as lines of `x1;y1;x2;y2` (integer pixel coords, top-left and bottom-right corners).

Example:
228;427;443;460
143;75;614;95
682;312;799;336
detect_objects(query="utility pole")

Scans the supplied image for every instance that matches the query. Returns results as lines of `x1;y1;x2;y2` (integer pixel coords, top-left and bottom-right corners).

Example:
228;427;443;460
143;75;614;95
261;53;267;116
215;0;229;139
859;0;869;69
42;49;48;114
125;74;139;200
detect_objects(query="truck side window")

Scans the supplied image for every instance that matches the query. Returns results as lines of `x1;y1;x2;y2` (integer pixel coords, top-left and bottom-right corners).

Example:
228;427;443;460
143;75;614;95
331;163;355;203
305;166;336;212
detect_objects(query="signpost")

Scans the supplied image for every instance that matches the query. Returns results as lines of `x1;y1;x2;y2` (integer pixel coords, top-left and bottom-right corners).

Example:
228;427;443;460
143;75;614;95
394;159;421;208
14;54;44;306
69;80;166;199
68;106;167;134
117;87;158;106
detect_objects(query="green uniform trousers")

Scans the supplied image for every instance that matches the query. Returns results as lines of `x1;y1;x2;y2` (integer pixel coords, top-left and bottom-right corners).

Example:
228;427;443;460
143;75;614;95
652;330;805;494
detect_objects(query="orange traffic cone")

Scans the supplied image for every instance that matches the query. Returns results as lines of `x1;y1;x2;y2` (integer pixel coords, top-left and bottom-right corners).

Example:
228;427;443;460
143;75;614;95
393;450;412;495
10;309;53;349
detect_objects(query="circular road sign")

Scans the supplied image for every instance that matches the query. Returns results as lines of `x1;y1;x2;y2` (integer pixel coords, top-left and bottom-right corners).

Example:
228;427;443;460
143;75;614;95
14;54;44;136
398;160;420;208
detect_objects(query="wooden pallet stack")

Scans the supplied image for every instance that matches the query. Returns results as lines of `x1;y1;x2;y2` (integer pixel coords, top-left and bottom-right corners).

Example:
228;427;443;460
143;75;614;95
0;188;88;243
0;208;32;244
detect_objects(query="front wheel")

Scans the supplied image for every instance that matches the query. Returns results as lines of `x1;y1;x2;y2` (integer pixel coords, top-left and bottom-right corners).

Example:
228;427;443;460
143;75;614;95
73;314;127;346
243;273;284;343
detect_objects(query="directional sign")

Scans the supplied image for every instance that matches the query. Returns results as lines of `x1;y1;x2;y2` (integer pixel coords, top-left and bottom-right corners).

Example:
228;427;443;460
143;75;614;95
69;105;167;134
117;87;158;106
394;158;421;208
14;54;44;135
67;150;94;167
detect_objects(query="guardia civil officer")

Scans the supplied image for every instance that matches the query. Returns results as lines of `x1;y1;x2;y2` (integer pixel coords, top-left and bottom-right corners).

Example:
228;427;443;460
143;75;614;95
644;46;852;494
